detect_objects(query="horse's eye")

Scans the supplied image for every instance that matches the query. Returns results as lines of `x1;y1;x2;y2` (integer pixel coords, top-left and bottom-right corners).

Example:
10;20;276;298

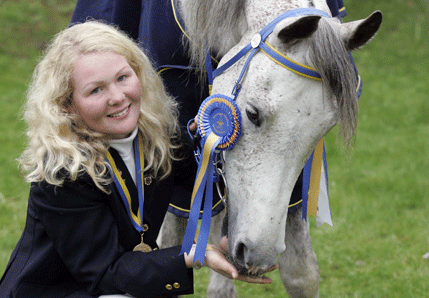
246;107;261;127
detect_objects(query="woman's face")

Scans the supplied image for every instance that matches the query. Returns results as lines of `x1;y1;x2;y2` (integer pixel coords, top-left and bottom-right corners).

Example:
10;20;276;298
71;51;142;139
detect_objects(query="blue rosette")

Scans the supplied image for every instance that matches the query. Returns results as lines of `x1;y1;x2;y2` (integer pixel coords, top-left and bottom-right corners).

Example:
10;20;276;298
197;94;242;151
180;94;242;265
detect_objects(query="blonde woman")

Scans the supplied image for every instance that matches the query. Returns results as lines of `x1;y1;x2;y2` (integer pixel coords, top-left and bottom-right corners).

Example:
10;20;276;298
0;21;275;298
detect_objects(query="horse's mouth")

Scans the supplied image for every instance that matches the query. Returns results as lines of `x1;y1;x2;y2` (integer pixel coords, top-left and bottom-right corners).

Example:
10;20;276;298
234;261;266;277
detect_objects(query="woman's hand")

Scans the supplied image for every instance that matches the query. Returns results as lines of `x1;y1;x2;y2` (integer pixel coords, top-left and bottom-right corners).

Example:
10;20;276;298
188;116;198;133
184;237;279;284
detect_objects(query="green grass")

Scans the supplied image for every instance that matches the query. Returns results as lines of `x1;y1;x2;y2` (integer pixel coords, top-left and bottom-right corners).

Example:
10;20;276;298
1;0;428;297
0;0;77;273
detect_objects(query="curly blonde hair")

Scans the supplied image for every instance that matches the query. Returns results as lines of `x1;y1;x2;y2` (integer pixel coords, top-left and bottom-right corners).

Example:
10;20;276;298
19;21;180;192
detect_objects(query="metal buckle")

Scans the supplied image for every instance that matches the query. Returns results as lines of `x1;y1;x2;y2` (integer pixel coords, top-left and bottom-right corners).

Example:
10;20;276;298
214;152;228;207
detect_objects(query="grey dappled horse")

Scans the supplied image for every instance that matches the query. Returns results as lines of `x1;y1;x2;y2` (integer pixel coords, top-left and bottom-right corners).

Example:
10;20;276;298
159;1;382;297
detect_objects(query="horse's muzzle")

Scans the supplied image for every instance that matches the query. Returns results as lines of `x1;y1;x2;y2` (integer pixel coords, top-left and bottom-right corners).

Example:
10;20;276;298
230;236;279;276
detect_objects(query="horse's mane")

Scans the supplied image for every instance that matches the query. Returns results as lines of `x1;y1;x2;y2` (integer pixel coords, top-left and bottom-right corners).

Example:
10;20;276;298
310;18;358;147
181;0;247;68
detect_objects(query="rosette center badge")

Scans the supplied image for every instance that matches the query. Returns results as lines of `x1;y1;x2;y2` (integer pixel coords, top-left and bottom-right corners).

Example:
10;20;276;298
197;94;242;151
212;112;229;136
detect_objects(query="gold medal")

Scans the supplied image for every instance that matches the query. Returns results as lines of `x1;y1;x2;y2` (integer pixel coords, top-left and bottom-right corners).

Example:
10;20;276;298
133;242;152;252
133;231;152;252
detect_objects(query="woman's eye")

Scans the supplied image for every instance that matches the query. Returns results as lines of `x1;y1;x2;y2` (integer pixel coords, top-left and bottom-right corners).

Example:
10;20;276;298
246;107;261;127
90;87;100;95
118;75;127;82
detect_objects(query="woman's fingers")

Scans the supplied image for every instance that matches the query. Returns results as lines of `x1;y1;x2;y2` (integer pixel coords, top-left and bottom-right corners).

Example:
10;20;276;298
236;274;273;284
188;116;198;132
219;236;228;254
204;248;238;279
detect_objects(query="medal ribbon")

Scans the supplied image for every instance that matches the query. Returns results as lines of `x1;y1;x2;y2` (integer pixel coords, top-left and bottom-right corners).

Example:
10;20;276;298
106;134;145;233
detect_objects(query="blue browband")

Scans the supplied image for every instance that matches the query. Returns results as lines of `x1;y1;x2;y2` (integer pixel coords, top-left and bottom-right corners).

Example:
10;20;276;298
209;8;332;99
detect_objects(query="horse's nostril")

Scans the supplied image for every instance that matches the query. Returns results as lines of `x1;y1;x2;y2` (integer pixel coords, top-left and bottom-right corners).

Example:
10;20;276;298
234;242;245;264
233;241;250;269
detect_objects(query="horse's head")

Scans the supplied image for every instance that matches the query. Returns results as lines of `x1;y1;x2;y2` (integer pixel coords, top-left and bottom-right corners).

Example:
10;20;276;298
211;11;382;274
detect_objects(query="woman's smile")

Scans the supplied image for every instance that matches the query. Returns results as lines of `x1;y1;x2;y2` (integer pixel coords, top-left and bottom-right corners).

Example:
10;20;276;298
107;104;131;118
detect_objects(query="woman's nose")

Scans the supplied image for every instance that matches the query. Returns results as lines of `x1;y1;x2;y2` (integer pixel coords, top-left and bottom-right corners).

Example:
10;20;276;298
107;85;125;106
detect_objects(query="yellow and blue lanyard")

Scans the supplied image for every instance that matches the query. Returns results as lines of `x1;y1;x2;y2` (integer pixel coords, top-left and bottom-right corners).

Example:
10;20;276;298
106;134;145;234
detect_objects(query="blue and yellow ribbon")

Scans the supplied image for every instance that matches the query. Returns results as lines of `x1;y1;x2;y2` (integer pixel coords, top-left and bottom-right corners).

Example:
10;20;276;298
302;138;332;226
106;134;145;233
180;133;221;264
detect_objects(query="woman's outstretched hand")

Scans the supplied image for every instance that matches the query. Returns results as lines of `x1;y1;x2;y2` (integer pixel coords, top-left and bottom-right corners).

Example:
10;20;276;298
184;236;279;284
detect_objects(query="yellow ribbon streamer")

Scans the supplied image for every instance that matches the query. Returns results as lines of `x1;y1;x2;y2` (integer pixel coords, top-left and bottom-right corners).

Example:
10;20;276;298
190;132;220;207
307;138;324;218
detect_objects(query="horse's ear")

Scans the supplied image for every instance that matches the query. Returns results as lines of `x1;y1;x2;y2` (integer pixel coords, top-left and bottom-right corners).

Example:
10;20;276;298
277;15;321;45
341;10;383;51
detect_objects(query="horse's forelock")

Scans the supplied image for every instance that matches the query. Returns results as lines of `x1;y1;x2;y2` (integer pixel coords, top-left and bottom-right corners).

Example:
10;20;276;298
182;0;247;68
309;18;358;147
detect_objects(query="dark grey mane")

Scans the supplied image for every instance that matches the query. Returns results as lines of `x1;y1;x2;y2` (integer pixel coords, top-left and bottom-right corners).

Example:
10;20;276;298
309;18;358;146
181;0;247;68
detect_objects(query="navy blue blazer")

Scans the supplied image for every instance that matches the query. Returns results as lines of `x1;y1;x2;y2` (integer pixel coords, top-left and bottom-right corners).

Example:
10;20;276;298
0;145;196;297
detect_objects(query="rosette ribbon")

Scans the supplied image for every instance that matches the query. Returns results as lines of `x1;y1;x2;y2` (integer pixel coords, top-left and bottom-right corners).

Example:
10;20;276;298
302;138;333;227
180;94;241;265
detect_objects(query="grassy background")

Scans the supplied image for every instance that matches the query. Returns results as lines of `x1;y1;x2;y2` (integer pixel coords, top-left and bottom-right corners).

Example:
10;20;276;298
0;0;428;297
